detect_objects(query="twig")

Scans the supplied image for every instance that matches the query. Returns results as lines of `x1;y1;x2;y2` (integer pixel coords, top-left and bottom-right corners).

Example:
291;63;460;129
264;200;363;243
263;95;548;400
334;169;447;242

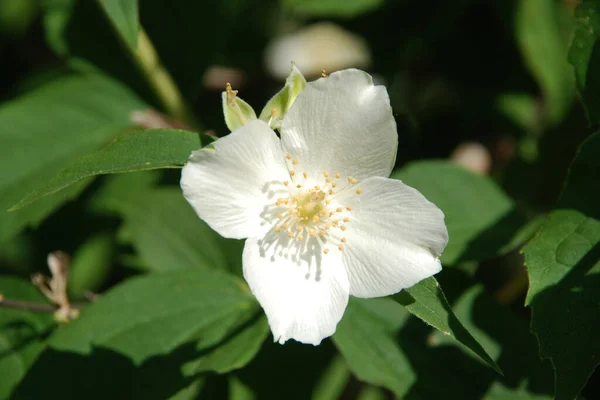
0;296;86;313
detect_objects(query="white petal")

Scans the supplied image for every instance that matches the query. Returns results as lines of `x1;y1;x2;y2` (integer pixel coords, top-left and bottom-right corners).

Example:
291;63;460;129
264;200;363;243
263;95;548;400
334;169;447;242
337;176;448;298
280;69;397;181
243;235;350;345
180;120;289;239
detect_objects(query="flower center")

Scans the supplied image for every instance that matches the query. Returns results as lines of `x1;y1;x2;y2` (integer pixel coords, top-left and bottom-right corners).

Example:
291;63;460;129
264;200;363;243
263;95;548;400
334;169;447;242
268;154;363;255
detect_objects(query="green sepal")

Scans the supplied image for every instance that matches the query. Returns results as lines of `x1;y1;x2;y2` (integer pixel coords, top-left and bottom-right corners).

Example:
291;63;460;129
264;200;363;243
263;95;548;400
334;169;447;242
259;62;307;130
222;83;257;132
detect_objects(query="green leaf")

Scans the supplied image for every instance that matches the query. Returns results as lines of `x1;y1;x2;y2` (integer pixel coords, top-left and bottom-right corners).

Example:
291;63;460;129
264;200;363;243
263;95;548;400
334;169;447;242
333;298;415;397
395;277;502;374
183;315;269;375
55;268;253;361
283;0;384;17
97;0;139;50
400;282;552;399
430;285;553;399
0;277;55;399
515;0;574;126
14;269;257;399
68;233;116;299
392;161;523;265
12;129;200;210
523;133;600;400
0;73;146;241
568;0;600;125
92;172;232;272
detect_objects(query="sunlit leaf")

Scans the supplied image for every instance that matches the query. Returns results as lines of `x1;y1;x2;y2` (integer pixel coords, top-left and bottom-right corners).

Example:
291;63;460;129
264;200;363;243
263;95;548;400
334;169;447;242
333;298;415;397
524;133;600;400
392;161;524;265
0;73;146;241
12;129;200;210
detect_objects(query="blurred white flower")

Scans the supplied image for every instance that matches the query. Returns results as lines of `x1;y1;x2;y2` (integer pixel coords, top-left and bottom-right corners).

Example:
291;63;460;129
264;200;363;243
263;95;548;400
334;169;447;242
265;23;371;80
181;69;448;345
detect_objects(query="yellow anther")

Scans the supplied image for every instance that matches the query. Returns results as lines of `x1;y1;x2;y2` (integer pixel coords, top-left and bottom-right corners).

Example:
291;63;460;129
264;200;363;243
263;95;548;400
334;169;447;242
325;224;331;230
288;232;294;238
319;230;326;236
297;235;303;241
309;230;317;237
347;177;358;184
290;170;295;176
343;217;350;222
303;172;308;179
313;215;320;223
282;222;289;229
341;237;347;242
314;185;320;191
324;172;329;177
286;153;292;160
340;225;347;231
277;213;284;219
346;206;353;211
304;216;308;221
329;190;335;195
332;221;339;227
326;199;331;205
284;181;289;186
320;209;327;215
297;184;302;188
323;248;330;254
356;188;362;195
296;226;303;232
274;226;281;232
292;160;299;165
326;178;332;183
335;173;341;179
332;182;337;188
336;207;343;213
338;245;345;251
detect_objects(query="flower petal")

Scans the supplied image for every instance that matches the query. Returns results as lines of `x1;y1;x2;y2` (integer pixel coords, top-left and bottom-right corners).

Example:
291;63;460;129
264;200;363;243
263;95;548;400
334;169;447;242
243;235;350;345
337;176;448;298
280;69;397;181
181;120;289;239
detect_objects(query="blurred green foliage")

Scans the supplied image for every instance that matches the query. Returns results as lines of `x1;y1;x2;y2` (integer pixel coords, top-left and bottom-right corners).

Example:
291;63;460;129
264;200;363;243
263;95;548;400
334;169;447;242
0;0;599;399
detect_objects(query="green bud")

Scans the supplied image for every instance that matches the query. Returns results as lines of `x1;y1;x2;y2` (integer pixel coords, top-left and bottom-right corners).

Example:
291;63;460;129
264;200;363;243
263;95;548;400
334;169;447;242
259;62;307;130
222;83;257;131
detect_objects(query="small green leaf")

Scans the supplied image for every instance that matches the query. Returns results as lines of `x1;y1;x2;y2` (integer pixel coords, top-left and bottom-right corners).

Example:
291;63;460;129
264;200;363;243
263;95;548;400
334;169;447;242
515;0;574;126
283;0;384;17
259;63;307;130
392;161;523;265
568;0;600;125
68;233;116;299
524;133;600;400
92;172;232;272
0;73;146;241
0;277;55;399
97;0;139;50
222;84;257;132
395;277;502;374
183;315;269;375
333;298;415;397
12;129;201;210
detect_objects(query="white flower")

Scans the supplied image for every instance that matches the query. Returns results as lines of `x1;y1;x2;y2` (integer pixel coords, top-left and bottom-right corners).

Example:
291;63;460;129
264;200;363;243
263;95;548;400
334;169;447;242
181;69;448;345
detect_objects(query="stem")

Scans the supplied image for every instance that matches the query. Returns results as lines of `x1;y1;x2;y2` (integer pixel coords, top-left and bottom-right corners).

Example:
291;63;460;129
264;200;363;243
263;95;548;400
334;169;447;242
135;28;198;127
0;295;86;313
